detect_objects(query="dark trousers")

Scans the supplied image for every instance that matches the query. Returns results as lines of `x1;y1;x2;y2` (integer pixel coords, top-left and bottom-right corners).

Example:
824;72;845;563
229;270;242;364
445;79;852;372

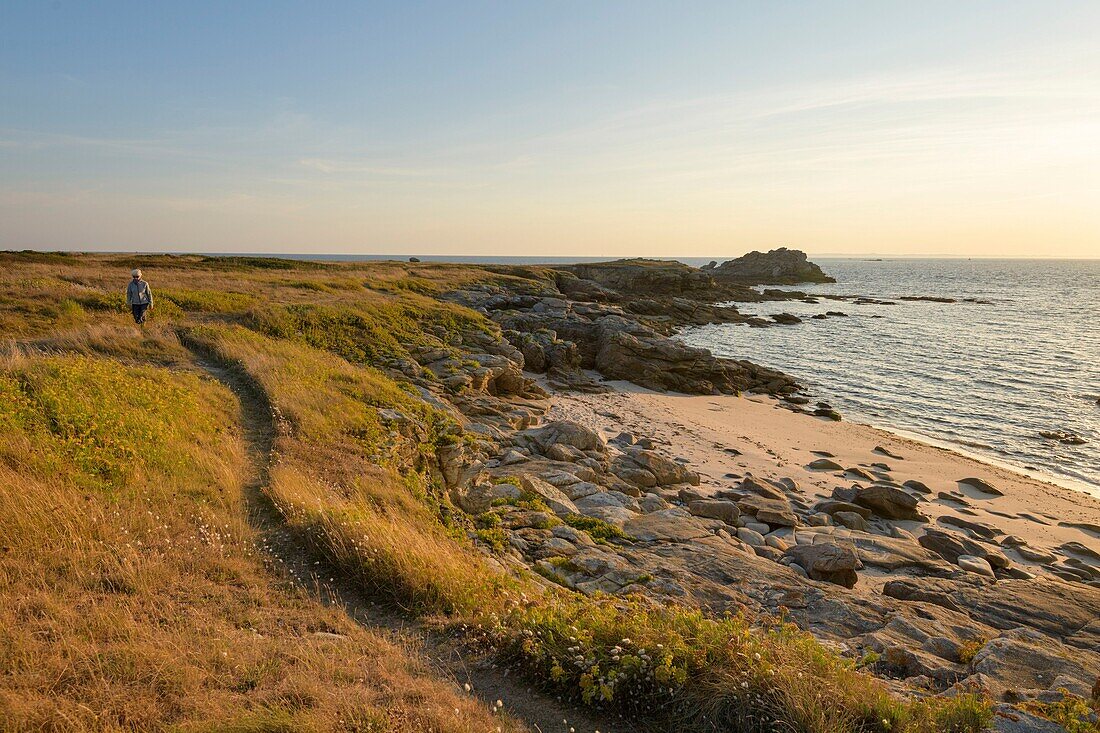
131;303;150;323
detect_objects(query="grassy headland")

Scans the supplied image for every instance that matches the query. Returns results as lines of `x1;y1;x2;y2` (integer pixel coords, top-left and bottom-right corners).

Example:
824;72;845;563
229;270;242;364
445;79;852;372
0;252;1014;732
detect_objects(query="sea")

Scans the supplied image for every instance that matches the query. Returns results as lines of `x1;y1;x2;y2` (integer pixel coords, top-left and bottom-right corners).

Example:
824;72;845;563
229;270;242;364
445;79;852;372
678;258;1100;496
266;253;1099;495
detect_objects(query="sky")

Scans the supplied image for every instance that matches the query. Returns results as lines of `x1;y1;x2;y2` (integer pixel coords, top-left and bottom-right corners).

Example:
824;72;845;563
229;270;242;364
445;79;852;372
1;1;1099;258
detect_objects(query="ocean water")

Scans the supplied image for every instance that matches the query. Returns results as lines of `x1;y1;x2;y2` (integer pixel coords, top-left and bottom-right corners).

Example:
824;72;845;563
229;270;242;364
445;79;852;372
679;258;1100;494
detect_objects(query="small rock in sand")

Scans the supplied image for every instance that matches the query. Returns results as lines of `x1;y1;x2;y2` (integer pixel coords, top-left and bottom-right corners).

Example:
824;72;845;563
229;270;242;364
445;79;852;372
902;479;932;494
1057;520;1100;536
873;445;905;459
1015;545;1057;564
939;515;1001;540
1060;541;1100;561
958;477;1004;495
808;458;843;470
937;491;970;506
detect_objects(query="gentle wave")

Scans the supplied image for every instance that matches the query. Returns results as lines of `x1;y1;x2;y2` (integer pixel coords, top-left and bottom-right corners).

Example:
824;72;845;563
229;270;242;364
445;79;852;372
681;258;1100;493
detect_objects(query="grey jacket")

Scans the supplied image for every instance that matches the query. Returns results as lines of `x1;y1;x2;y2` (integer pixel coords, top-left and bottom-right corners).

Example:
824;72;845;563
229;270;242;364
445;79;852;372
126;279;153;306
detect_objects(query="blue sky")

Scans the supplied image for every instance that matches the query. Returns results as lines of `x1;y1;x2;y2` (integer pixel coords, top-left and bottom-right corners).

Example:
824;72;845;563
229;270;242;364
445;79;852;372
2;1;1099;256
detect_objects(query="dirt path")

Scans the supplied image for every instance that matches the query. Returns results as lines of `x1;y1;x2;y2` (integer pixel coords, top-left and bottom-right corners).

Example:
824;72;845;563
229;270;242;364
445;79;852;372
185;346;629;733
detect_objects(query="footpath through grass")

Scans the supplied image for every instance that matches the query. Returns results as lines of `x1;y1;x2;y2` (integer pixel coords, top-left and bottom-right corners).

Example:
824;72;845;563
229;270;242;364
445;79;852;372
0;345;521;733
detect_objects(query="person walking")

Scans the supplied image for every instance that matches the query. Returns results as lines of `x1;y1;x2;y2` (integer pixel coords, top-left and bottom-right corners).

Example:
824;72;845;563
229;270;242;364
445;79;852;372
126;269;153;324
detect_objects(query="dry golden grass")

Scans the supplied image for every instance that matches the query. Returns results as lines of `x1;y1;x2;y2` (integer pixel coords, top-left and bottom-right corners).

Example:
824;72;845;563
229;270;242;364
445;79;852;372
0;349;522;732
183;324;512;616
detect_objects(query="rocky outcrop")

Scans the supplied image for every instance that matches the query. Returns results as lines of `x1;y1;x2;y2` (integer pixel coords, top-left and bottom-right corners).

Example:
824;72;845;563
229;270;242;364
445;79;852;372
711;247;835;285
564;259;716;297
389;257;1098;719
488;301;798;396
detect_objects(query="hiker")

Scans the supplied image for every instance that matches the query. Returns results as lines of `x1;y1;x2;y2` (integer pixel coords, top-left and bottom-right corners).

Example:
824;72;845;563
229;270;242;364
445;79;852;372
126;269;153;324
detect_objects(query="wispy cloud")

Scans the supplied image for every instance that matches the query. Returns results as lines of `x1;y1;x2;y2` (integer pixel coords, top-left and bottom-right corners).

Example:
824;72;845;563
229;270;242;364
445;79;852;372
298;157;451;177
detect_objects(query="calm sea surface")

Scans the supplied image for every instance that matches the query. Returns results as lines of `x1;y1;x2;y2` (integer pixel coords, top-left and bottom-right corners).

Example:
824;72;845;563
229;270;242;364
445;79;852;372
679;259;1100;494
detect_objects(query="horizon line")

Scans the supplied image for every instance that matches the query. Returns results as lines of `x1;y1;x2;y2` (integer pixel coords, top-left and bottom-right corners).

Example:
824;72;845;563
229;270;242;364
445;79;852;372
3;247;1099;262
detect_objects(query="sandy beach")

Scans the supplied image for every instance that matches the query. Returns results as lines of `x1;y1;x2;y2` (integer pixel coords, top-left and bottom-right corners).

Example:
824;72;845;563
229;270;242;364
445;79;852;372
546;379;1100;577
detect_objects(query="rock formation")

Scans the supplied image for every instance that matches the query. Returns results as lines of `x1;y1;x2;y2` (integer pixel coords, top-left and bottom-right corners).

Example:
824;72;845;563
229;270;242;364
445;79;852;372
711;247;836;284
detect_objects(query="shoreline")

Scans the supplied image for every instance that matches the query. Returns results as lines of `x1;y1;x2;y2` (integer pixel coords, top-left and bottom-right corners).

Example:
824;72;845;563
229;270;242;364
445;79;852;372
852;418;1099;501
543;377;1100;569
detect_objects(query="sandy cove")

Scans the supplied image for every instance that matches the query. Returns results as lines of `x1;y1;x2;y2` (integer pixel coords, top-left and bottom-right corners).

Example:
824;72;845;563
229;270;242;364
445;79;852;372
546;380;1100;579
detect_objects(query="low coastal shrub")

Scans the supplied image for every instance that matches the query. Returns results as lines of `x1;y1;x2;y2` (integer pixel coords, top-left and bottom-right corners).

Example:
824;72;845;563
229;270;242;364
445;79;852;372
159;287;256;313
1022;693;1099;733
956;637;987;665
563;514;632;543
246;296;494;365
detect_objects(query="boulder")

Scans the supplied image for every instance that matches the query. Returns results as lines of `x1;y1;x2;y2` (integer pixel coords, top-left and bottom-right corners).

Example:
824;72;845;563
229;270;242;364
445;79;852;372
562;481;601;500
957;554;995;578
849;535;954;573
593;316;796;395
784;543;863;588
546;442;586;462
686;499;741;525
989;705;1069;733
522;420;606;453
454;480;519;514
740;475;788;500
638;493;670;513
834;511;868;531
736;527;766;547
574;490;640;513
883;576;1100;647
578;505;636;527
972;628;1099;702
737;496;799;527
610;455;658;488
815;500;872;519
854;485;927;521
